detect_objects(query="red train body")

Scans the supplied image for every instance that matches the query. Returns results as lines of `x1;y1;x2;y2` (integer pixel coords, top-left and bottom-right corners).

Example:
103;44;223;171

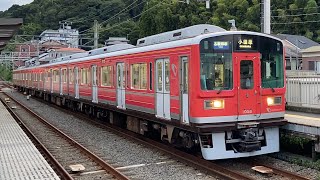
13;25;287;159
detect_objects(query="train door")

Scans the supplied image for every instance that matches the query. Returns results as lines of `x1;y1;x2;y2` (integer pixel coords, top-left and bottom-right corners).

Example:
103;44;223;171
59;68;63;95
116;62;126;109
91;65;98;103
155;58;170;120
74;67;79;99
234;53;261;120
180;57;189;124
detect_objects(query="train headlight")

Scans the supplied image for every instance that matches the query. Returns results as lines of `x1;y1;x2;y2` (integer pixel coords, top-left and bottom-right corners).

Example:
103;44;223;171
267;97;282;106
267;97;274;106
204;100;225;109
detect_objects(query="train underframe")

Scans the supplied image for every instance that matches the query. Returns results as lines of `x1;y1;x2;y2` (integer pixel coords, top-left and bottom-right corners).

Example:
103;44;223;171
18;86;281;160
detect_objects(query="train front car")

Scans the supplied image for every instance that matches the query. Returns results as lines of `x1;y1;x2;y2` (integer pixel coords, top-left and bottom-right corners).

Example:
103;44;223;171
190;32;287;160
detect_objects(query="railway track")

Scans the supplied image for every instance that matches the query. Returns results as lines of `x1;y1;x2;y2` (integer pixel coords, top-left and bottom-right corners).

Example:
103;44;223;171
0;92;130;180
250;160;311;180
2;87;314;180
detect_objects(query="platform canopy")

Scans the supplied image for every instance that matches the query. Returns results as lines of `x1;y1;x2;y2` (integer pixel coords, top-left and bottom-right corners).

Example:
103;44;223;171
0;18;23;51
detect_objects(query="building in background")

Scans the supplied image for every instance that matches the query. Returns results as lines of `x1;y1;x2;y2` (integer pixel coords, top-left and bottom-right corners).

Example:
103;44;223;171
16;40;68;58
301;46;320;73
40;22;79;48
105;37;129;46
274;34;319;71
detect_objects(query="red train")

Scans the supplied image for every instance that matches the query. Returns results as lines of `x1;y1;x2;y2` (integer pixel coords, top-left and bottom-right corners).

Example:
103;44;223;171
13;24;287;160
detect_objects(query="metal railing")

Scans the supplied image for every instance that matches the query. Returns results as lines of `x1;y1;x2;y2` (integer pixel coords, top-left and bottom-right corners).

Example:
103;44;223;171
286;74;320;109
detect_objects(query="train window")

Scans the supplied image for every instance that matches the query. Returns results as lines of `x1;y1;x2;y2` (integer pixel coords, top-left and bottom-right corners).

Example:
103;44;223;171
69;68;73;84
149;63;152;90
62;69;67;83
157;62;162;91
81;68;89;84
240;60;254;89
131;63;147;90
53;70;59;82
200;52;233;90
165;61;170;91
101;66;112;87
260;37;284;88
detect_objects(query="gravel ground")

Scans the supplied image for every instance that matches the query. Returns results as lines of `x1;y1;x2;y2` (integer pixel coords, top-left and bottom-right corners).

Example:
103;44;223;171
6;90;217;180
0;93;116;180
6;89;320;180
256;156;319;179
216;155;320;180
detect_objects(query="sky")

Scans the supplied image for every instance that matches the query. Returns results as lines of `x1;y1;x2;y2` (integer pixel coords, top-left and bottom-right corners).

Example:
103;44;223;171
0;0;34;11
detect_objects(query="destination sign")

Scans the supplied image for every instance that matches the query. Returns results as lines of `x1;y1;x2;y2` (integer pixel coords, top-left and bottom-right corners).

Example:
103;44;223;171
234;35;257;51
213;41;230;50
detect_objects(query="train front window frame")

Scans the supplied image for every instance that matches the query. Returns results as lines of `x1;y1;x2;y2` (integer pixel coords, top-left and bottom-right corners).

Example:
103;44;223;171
200;36;233;91
260;37;284;89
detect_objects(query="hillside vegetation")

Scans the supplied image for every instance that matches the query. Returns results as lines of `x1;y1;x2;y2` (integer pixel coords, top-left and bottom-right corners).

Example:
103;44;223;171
0;0;320;45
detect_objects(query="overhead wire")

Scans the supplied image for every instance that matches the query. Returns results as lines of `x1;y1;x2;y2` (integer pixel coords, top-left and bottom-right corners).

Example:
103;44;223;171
99;1;173;33
271;12;320;18
271;6;320;12
79;0;144;34
271;20;320;25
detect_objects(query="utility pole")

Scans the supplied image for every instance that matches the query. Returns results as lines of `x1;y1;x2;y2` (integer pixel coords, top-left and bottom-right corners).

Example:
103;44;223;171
93;20;99;49
261;0;271;34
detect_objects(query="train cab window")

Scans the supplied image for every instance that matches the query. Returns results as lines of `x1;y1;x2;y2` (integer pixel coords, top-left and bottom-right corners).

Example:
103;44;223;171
101;66;113;87
131;63;147;90
200;53;233;90
200;37;233;91
240;60;254;89
260;37;284;88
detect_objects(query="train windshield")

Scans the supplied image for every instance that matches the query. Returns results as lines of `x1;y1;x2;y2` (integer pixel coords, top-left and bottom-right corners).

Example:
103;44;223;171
200;38;233;90
260;37;284;88
200;35;284;91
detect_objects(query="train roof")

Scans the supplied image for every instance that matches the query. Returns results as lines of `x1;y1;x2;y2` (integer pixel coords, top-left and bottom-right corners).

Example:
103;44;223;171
15;26;283;71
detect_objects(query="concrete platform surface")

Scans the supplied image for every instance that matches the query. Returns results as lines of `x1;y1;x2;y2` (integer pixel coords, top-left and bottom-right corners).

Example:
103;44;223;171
285;110;320;127
0;101;60;180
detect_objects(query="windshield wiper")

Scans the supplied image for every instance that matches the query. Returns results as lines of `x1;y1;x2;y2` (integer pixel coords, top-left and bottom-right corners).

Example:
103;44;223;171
264;80;275;92
217;87;223;94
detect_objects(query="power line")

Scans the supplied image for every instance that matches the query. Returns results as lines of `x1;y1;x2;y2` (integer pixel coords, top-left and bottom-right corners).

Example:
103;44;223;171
271;6;320;12
99;2;163;33
79;0;144;34
271;12;320;18
271;20;320;25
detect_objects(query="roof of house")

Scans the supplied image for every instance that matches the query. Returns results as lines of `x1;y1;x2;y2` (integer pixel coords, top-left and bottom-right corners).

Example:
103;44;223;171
0;18;23;51
274;34;319;49
56;47;85;52
301;45;320;53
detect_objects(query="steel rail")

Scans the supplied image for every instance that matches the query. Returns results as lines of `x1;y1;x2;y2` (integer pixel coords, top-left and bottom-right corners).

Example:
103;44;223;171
251;161;311;180
2;91;130;180
0;93;73;180
17;93;254;180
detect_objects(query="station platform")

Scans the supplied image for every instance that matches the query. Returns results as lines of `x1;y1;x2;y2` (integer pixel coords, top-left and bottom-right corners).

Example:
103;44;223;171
283;111;320;137
0;100;60;179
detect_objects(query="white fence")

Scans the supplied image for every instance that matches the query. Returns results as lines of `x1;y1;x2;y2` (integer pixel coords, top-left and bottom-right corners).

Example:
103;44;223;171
286;75;320;109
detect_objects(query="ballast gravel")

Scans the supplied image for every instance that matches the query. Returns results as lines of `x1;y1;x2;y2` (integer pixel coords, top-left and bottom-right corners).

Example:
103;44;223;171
8;89;320;180
9;90;216;180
